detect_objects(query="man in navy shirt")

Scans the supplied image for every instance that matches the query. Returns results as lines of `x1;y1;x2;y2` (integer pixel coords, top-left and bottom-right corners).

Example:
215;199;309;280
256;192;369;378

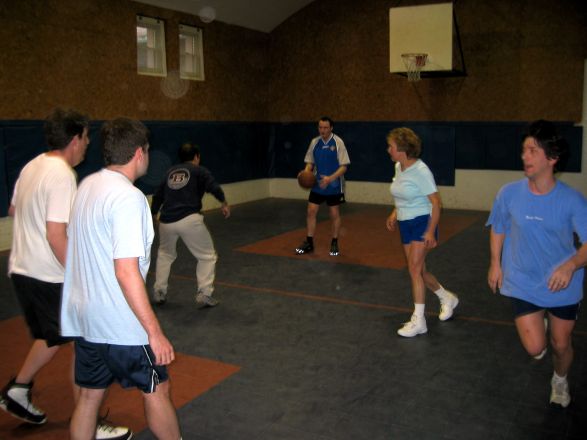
151;143;230;306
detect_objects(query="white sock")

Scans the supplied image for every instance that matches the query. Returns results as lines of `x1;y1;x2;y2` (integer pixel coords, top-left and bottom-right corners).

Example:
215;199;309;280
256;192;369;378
413;303;425;318
552;372;567;383
7;385;31;407
434;285;448;298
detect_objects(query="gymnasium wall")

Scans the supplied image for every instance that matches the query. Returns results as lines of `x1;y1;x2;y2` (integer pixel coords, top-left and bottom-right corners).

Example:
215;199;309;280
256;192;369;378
0;0;270;121
267;0;587;122
0;0;586;235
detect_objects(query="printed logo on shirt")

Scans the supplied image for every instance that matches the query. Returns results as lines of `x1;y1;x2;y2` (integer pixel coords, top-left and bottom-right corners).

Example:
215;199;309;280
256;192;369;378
330;146;336;151
168;168;190;190
525;215;543;221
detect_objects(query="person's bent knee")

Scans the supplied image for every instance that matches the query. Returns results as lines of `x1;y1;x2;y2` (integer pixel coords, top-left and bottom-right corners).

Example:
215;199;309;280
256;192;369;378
525;343;547;358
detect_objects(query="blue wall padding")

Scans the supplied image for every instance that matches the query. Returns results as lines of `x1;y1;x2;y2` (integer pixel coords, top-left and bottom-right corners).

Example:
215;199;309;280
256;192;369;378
0;129;7;217
0;120;582;217
454;122;582;171
271;122;456;186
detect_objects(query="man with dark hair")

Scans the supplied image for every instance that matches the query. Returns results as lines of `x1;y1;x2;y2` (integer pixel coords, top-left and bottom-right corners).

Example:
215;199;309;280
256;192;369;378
487;120;587;408
151;142;230;306
61;118;181;439
296;116;350;256
1;109;131;439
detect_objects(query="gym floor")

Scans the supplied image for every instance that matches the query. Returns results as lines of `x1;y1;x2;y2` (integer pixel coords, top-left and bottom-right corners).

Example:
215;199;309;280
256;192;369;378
1;198;585;439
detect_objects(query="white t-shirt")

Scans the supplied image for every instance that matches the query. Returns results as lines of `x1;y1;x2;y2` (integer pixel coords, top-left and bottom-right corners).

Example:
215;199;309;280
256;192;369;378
9;153;76;283
61;169;154;345
389;159;437;221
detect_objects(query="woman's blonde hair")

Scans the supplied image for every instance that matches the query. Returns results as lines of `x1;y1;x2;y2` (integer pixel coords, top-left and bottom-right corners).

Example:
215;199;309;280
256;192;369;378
387;127;422;159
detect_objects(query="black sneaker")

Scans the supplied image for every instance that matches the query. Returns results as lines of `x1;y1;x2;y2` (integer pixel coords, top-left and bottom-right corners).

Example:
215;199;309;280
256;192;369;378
330;241;339;256
295;240;314;254
0;378;47;424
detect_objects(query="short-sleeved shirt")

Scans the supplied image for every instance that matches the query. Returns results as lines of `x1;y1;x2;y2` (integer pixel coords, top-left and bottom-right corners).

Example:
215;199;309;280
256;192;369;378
486;178;587;307
304;134;350;196
61;169;154;345
9;153;77;283
390;159;437;221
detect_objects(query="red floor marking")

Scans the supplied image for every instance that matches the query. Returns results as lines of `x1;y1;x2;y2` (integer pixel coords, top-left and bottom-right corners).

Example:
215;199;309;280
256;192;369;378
235;208;481;269
0;317;240;439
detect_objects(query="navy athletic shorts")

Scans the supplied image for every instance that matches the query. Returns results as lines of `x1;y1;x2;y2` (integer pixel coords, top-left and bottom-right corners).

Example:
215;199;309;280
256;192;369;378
74;337;169;393
397;214;438;245
510;297;581;321
10;273;71;347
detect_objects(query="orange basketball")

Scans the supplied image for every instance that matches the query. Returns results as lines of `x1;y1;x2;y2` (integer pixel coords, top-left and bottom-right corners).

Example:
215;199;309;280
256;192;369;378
297;170;316;189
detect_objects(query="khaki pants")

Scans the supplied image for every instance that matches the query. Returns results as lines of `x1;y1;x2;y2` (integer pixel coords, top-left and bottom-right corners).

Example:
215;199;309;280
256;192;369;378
154;213;217;297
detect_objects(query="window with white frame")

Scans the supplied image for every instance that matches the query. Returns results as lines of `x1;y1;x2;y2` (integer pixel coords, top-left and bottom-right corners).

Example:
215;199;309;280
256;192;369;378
137;15;167;77
179;24;205;81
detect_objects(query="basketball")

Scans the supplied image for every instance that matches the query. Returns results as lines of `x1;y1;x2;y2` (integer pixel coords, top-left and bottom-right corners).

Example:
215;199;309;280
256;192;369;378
297;170;316;189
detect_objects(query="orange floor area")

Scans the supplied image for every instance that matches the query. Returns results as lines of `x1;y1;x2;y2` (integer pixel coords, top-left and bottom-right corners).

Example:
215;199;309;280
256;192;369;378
237;208;482;269
0;317;240;439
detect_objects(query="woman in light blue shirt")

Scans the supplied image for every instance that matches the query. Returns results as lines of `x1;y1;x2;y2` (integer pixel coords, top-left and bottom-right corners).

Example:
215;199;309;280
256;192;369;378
386;128;459;338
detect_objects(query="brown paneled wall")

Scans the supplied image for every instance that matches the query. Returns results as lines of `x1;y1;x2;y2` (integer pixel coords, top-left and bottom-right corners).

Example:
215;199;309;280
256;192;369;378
268;0;587;122
0;0;269;121
1;0;586;122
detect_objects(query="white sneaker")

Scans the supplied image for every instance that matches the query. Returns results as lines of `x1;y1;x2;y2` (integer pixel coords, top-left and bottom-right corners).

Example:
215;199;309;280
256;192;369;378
196;293;219;307
438;291;459;321
397;315;427;337
550;377;571;408
153;289;167;305
96;421;133;440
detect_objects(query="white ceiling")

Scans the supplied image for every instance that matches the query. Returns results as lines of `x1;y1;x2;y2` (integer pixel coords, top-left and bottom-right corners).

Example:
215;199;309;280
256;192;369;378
133;0;316;33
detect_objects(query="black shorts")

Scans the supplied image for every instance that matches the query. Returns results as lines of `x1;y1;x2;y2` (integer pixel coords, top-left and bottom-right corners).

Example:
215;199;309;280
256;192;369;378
74;337;169;393
510;297;581;321
308;191;345;206
11;273;71;347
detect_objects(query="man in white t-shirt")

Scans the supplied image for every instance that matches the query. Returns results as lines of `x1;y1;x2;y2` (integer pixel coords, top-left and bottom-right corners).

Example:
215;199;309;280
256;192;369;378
1;109;87;423
0;109;131;440
62;118;181;440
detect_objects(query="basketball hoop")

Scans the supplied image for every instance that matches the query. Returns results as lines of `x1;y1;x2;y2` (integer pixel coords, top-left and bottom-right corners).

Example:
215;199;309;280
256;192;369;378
401;53;428;82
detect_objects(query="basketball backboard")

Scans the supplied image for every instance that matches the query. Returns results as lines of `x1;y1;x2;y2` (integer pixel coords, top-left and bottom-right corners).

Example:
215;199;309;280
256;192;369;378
390;2;465;77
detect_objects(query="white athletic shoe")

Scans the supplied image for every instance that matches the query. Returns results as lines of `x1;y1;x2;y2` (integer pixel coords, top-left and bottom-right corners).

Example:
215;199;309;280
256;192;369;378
550;377;571;408
96;420;133;440
196;293;219;307
397;315;427;337
153;289;167;305
438;291;459;321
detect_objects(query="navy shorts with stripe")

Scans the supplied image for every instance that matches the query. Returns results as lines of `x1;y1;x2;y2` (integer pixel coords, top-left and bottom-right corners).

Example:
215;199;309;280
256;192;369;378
74;337;169;393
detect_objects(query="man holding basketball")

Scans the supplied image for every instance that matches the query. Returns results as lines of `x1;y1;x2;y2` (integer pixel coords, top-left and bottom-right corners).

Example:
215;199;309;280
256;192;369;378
295;116;350;256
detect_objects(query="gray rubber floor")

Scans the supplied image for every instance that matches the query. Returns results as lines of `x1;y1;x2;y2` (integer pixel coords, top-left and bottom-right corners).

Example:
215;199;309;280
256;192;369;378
1;198;585;439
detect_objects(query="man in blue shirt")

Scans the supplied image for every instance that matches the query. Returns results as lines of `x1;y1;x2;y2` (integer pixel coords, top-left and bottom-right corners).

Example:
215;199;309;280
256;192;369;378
295;117;350;256
487;120;587;408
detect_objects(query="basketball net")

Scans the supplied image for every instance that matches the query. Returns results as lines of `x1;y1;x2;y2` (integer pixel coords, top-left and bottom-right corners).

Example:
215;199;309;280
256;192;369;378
401;53;428;82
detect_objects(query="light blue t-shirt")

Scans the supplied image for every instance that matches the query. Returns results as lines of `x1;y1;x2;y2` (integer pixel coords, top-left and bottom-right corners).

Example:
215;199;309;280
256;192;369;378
61;169;154;345
487;179;587;307
390;159;437;221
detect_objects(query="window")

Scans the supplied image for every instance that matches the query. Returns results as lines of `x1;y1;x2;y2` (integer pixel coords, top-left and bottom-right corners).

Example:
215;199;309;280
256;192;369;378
179;24;205;81
137;15;167;77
